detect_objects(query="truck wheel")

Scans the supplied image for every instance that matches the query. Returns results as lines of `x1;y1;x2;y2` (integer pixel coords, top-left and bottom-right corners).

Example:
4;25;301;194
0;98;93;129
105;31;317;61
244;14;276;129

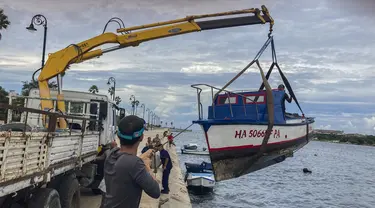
28;188;61;208
57;174;81;208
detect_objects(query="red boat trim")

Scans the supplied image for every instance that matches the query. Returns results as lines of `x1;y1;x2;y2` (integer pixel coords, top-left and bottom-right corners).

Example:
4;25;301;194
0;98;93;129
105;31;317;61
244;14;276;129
208;135;306;152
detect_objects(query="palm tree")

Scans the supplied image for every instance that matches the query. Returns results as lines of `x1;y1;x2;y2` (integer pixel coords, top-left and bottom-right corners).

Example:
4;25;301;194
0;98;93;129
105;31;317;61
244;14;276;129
130;100;140;115
0;9;11;41
171;122;173;128
89;85;99;94
108;86;115;99
114;96;121;105
161;121;163;127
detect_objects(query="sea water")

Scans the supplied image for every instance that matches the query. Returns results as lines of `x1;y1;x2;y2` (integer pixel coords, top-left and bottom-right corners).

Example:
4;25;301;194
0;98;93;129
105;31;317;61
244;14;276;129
176;131;375;208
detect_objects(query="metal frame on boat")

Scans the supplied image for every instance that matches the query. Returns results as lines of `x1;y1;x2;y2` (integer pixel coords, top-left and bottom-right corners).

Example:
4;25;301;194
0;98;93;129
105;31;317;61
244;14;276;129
191;36;315;182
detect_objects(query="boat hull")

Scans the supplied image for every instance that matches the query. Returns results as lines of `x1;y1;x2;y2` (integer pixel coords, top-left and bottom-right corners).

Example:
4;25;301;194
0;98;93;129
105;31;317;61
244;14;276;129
186;172;215;193
194;119;315;181
181;149;210;155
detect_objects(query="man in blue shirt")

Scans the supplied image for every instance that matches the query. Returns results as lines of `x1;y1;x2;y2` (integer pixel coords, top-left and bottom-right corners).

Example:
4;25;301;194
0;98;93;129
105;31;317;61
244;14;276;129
157;144;173;194
278;84;292;114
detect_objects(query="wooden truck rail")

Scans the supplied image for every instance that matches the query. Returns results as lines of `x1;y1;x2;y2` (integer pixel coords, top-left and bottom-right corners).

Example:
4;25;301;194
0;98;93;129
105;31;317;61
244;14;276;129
0;103;101;197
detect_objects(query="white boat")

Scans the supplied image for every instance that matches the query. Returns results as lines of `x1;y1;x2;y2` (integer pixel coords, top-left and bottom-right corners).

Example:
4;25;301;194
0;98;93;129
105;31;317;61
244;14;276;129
184;162;215;193
181;144;209;155
183;143;198;150
186;172;215;192
190;36;315;182
181;148;209;155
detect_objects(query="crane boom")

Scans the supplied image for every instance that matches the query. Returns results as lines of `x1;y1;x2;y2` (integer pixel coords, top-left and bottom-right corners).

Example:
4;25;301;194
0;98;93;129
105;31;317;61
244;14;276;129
38;5;274;129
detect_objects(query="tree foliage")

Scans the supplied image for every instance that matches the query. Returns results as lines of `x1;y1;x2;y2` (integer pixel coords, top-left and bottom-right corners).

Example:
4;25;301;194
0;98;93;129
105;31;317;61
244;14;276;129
89;85;99;94
108;86;114;97
0;86;9;121
316;133;375;146
21;80;58;96
114;96;121;105
0;8;10;41
0;9;10;30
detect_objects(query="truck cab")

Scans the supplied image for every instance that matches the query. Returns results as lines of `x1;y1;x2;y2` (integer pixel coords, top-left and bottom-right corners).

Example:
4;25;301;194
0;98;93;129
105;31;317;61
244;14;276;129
9;88;126;146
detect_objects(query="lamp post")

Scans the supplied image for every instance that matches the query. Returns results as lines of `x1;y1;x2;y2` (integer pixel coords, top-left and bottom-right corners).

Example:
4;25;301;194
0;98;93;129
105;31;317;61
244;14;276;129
151;113;155;130
107;77;116;101
149;111;153;129
26;14;48;69
129;95;136;115
140;104;145;119
146;108;150;127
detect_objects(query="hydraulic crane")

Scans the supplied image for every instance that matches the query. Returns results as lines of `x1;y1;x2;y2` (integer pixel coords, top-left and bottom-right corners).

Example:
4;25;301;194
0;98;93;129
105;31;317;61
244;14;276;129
37;5;274;129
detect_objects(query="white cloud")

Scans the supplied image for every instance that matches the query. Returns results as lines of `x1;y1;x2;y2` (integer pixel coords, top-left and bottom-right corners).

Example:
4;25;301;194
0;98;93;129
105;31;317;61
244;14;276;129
1;0;375;133
364;116;375;131
318;124;331;129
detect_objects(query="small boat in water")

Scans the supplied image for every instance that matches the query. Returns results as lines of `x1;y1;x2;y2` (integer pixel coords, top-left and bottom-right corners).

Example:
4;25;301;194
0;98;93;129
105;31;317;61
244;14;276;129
183;143;198;150
186;173;215;193
190;36;315;182
184;162;215;193
181;143;209;155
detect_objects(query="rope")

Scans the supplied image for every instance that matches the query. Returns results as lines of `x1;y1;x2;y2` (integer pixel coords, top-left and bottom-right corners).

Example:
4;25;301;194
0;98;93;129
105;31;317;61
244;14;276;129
270;39;304;115
214;36;273;99
162;123;194;146
255;38;305;116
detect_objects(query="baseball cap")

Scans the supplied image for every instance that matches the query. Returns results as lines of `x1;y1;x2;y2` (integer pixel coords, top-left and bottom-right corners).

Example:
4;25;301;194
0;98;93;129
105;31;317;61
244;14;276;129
117;115;146;141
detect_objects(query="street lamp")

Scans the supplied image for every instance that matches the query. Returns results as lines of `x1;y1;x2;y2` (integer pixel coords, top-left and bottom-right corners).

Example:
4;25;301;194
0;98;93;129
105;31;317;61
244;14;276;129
146;108;150;127
107;77;116;101
26;14;48;68
151;113;155;130
149;111;153;129
140;104;145;119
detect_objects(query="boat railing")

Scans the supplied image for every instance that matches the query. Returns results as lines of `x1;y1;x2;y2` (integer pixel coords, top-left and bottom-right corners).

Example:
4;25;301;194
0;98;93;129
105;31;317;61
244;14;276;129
191;84;260;120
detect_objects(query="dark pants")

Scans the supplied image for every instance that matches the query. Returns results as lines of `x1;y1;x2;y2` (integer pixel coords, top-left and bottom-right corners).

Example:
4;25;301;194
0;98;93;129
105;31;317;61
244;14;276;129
168;140;175;148
162;168;171;191
100;192;106;208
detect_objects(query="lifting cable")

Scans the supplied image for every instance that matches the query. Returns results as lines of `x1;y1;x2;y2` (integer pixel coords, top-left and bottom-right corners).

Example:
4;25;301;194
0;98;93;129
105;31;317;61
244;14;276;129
233;37;307;178
213;35;273;98
161;123;194;146
211;35;276;178
256;38;305;116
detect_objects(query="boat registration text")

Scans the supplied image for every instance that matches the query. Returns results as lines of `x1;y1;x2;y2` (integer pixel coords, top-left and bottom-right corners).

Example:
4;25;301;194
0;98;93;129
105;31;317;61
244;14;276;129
234;129;281;139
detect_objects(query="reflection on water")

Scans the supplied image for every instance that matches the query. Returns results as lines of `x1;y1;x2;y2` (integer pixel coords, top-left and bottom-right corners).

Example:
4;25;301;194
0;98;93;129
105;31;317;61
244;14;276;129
175;131;375;208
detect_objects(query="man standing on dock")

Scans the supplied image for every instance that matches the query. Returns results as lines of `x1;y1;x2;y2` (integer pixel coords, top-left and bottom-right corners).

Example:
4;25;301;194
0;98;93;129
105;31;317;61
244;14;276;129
167;133;176;148
103;115;160;208
157;144;173;194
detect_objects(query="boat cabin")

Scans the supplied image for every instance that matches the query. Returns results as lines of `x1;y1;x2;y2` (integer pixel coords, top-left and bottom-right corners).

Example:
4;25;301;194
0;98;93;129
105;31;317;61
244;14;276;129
208;89;287;124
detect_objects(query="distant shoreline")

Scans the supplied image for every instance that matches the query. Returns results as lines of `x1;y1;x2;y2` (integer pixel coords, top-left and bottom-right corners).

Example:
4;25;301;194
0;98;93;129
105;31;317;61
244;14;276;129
314;133;375;147
169;128;193;132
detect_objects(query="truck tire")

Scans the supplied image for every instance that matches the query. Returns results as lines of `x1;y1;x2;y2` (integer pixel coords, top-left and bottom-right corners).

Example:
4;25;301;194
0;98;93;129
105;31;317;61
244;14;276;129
28;188;61;208
57;174;81;208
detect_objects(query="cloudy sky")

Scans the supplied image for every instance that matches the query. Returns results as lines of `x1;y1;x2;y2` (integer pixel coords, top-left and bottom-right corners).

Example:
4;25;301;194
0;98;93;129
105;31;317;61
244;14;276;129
0;0;375;134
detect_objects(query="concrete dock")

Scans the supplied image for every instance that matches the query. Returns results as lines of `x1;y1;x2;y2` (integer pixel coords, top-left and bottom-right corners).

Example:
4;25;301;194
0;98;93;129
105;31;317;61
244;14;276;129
80;128;192;208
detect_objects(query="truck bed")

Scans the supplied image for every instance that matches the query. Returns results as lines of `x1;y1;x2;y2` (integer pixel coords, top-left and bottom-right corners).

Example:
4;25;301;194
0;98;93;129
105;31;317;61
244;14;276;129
0;130;100;197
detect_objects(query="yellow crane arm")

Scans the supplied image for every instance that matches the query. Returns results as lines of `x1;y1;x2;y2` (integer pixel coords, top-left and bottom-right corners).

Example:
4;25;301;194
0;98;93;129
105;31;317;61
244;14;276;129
38;5;273;129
